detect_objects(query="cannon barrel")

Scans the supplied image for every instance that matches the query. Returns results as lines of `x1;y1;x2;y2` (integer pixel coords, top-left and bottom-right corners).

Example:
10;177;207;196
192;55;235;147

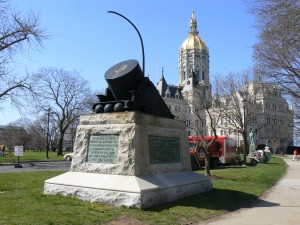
104;60;143;101
93;59;174;119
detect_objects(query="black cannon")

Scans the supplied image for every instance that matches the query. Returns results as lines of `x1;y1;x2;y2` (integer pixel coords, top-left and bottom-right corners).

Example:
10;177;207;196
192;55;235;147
93;59;174;119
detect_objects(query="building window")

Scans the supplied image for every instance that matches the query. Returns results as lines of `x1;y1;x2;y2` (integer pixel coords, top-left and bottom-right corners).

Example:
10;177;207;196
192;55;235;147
186;120;190;126
195;70;199;80
250;116;257;124
212;118;216;125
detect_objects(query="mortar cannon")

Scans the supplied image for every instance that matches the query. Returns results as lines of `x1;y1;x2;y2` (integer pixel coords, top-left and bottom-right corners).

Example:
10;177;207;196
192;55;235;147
93;59;174;119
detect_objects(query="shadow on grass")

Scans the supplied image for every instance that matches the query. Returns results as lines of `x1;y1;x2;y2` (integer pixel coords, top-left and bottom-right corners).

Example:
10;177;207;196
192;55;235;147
217;162;280;169
147;188;279;212
217;165;248;170
262;162;280;165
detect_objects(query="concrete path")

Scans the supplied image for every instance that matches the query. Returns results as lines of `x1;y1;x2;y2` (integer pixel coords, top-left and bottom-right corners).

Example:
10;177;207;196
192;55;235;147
197;156;300;225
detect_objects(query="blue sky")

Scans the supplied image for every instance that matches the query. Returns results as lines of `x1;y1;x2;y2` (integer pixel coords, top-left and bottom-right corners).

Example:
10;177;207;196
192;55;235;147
1;0;257;125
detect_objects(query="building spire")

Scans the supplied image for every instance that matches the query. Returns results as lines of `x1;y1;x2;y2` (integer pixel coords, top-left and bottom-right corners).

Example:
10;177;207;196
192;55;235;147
160;67;165;81
189;10;199;36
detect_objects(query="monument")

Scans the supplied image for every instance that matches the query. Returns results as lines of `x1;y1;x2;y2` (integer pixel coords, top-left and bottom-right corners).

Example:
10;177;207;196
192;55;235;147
249;129;256;154
264;139;272;161
44;11;212;209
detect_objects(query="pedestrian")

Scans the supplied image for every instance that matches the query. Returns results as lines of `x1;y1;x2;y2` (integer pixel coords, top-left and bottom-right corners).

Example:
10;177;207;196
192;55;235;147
0;144;4;156
292;149;298;161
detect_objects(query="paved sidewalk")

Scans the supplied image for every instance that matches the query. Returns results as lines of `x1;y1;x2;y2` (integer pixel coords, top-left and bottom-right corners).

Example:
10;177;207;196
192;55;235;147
197;156;300;225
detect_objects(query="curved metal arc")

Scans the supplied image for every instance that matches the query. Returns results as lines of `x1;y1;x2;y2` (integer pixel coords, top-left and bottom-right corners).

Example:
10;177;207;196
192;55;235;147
108;10;145;76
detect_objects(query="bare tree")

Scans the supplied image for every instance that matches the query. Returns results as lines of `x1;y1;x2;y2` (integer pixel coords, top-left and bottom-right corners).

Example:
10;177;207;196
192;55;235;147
27;114;59;153
31;67;92;156
249;0;300;129
0;0;46;111
182;76;223;176
0;121;30;151
291;97;300;138
9;118;32;150
27;122;45;151
216;71;263;164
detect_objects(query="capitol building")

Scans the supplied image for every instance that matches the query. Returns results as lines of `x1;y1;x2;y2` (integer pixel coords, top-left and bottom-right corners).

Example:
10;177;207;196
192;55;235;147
156;11;294;152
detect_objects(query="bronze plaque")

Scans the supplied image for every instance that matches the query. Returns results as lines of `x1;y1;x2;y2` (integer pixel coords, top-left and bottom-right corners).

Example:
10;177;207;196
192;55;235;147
87;134;119;164
148;136;180;164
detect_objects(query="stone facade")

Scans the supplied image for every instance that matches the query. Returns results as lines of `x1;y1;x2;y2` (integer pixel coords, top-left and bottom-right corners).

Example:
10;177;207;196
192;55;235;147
206;83;294;152
156;11;294;152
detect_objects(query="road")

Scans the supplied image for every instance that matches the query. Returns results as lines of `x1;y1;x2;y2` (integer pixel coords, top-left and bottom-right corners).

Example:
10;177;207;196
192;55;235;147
0;161;71;173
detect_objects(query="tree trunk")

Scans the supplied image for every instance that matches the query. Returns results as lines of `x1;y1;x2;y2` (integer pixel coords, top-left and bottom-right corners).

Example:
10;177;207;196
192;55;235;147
242;132;248;165
56;134;64;156
204;151;211;176
57;121;68;156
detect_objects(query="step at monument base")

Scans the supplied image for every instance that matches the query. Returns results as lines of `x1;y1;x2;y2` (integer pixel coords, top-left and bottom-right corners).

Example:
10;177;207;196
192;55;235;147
44;171;212;209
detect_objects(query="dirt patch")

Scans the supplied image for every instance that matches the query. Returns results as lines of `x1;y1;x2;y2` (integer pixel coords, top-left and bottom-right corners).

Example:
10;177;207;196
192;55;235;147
104;216;148;225
210;175;221;180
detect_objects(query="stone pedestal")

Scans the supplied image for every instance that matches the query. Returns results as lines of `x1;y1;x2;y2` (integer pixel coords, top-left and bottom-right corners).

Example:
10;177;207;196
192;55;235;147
44;112;212;209
249;144;256;154
264;146;272;161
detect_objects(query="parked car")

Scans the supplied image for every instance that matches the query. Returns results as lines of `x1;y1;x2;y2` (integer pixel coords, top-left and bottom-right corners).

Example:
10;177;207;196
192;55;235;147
64;153;73;161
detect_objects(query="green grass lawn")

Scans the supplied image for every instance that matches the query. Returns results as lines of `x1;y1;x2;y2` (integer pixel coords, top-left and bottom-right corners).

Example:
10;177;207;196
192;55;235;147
0;150;65;164
0;157;286;225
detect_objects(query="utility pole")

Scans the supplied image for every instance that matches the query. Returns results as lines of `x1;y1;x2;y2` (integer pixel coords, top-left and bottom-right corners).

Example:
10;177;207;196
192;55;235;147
46;107;50;159
242;98;247;166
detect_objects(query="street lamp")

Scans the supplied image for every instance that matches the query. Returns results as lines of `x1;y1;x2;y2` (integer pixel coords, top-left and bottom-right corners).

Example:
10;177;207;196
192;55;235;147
107;10;145;76
46;107;50;159
242;98;247;166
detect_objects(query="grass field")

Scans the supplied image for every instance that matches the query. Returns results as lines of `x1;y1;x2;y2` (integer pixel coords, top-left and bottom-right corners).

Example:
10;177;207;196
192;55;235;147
0;157;286;225
0;150;65;164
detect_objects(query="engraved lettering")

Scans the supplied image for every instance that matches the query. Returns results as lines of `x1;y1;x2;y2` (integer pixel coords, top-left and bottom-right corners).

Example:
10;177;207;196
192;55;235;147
87;134;119;164
148;136;180;164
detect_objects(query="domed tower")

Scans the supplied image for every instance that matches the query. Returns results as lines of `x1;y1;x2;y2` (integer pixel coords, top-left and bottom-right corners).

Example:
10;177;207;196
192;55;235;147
178;10;209;88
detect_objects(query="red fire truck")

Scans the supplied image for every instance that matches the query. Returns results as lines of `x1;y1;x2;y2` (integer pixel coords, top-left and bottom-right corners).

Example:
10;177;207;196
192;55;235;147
189;136;241;170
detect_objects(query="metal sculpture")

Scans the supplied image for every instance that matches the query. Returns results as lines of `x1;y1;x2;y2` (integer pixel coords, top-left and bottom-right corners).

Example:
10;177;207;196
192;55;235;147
93;11;174;119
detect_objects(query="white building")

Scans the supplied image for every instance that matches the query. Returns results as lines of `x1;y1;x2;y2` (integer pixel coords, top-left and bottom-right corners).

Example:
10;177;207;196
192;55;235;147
156;10;294;152
157;10;210;136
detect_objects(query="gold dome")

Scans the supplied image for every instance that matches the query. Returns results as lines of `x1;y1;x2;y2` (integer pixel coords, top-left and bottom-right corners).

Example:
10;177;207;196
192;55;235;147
181;35;207;51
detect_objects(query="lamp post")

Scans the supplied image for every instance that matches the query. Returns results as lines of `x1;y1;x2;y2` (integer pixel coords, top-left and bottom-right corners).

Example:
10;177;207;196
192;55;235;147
107;10;145;76
242;98;247;166
46;107;50;159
